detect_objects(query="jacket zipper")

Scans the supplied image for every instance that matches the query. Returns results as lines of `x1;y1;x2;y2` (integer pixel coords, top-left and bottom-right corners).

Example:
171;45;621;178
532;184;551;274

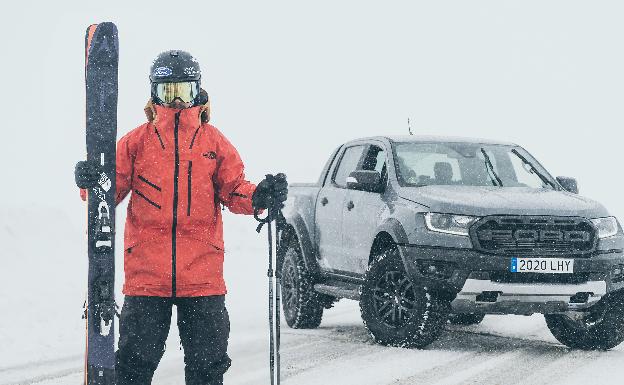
154;127;165;149
189;127;200;149
171;111;181;297
187;161;193;216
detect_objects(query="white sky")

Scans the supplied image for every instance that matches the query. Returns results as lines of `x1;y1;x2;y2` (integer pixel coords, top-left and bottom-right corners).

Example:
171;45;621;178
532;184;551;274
2;0;624;225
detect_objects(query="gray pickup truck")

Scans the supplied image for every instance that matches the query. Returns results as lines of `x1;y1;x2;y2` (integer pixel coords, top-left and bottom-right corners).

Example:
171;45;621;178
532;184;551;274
277;135;624;350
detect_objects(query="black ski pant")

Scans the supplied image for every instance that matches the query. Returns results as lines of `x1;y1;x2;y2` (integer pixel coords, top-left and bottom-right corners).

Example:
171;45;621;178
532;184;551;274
116;295;231;385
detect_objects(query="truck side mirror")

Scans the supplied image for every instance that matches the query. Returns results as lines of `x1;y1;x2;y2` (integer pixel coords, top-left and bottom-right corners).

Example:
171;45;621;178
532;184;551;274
556;176;578;194
347;170;382;193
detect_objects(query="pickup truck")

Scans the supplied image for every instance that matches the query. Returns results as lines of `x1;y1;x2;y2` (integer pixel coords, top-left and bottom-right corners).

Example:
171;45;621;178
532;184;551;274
278;135;624;350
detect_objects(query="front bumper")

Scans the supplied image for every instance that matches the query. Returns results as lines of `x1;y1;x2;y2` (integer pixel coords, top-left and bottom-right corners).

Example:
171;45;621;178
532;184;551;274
399;245;624;315
451;278;606;315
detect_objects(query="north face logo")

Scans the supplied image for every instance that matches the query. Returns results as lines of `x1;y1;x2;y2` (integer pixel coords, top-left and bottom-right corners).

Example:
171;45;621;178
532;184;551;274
203;151;216;159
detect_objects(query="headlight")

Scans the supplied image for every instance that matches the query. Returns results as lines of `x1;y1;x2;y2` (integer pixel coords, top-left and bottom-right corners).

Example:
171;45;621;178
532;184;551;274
591;217;620;239
424;213;479;236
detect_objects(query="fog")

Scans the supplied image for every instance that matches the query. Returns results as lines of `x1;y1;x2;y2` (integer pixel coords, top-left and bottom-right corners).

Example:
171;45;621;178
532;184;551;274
2;0;624;382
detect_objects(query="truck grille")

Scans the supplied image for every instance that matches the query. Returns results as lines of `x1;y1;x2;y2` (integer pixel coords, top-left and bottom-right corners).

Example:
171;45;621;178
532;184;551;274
470;216;597;256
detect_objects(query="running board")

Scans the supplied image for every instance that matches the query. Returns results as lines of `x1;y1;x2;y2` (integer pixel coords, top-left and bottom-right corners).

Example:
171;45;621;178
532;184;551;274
314;282;361;300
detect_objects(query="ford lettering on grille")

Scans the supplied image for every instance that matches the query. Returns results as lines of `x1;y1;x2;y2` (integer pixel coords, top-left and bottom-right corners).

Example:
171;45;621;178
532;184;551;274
470;215;597;255
478;229;591;242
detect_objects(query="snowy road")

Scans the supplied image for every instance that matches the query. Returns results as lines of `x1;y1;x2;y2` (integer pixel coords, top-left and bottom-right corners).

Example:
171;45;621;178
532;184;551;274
2;210;624;385
4;303;624;385
278;307;624;385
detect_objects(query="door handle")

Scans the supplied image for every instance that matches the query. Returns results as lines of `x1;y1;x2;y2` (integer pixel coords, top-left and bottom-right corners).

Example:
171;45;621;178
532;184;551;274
347;201;355;211
321;197;329;206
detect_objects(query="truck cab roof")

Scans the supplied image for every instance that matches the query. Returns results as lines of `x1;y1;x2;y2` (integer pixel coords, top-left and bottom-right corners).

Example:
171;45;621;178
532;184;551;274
348;135;518;147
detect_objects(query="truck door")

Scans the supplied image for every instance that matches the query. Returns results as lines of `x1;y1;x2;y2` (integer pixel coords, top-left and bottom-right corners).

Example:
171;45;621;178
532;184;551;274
342;144;388;275
315;144;367;272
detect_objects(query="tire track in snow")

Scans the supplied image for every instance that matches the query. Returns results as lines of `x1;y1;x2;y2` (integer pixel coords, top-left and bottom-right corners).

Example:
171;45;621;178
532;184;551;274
463;345;623;385
281;337;373;381
224;312;370;385
392;327;591;385
394;350;523;385
226;334;355;385
472;347;570;385
513;350;607;385
391;328;536;385
282;343;460;385
447;347;565;385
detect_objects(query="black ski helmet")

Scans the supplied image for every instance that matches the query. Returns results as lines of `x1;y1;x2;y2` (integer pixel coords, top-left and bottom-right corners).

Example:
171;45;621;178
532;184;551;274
149;50;202;104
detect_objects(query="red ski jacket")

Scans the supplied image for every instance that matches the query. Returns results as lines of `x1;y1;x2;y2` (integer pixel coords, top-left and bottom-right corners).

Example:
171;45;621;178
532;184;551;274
83;102;257;297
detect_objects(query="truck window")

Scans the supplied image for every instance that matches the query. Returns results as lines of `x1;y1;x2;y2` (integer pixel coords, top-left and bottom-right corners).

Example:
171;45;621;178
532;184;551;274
396;147;461;186
393;142;556;188
508;149;551;188
333;145;366;188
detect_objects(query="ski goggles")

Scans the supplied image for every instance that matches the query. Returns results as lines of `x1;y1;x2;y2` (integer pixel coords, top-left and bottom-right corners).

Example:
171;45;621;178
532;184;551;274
154;81;200;104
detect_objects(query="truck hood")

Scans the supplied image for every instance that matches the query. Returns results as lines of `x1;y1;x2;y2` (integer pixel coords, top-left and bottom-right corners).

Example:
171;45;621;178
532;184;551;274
398;185;610;218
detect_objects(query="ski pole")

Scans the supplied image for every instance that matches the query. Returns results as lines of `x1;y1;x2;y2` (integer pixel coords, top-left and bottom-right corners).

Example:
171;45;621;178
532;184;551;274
255;175;282;385
267;203;276;385
274;210;285;385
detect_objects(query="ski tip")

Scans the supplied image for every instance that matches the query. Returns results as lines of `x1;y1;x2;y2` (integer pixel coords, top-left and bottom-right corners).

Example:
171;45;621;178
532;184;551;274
85;21;117;35
92;22;119;38
98;21;118;30
85;22;119;67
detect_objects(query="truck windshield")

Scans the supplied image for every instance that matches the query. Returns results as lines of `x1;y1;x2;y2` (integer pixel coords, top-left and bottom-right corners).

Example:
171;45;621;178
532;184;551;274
393;142;557;189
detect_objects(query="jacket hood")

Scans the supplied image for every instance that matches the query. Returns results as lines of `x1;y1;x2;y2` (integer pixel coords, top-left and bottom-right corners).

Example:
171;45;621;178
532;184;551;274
398;185;610;218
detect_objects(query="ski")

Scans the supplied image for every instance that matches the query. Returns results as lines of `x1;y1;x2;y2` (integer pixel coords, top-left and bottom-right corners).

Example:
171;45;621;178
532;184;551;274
84;22;119;385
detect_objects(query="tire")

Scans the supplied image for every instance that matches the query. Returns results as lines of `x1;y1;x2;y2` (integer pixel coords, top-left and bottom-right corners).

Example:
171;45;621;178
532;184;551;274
359;244;449;348
448;313;485;325
544;292;624;350
280;238;324;329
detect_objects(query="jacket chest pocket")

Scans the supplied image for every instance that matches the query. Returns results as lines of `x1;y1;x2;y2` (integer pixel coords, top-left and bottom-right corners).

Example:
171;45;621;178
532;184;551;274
131;170;165;225
180;149;218;222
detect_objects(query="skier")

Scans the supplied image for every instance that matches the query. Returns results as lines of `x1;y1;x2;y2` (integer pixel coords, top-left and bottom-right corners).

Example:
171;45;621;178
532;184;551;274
75;50;288;385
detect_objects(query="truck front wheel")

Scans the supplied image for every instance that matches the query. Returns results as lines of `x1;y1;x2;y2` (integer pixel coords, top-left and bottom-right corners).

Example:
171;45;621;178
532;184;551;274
544;292;624;350
281;238;324;329
359;245;449;348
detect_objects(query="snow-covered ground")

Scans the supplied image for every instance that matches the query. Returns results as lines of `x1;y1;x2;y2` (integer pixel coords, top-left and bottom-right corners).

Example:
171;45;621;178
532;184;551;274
2;206;624;385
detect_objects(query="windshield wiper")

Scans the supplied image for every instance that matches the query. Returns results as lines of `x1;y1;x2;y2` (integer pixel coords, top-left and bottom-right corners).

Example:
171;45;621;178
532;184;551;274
510;149;556;189
480;148;503;186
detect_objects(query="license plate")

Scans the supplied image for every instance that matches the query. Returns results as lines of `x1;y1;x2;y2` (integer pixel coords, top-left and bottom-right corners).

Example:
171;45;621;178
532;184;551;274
510;257;574;273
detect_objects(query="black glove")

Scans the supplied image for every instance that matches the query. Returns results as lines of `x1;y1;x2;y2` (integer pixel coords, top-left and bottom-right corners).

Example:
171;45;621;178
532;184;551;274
75;160;101;189
252;173;288;211
272;173;288;208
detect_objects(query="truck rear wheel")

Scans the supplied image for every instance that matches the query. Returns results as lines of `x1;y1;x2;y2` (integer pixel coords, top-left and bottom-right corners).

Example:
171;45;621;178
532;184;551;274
448;313;485;325
544;292;624;350
281;238;324;329
359;245;449;348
